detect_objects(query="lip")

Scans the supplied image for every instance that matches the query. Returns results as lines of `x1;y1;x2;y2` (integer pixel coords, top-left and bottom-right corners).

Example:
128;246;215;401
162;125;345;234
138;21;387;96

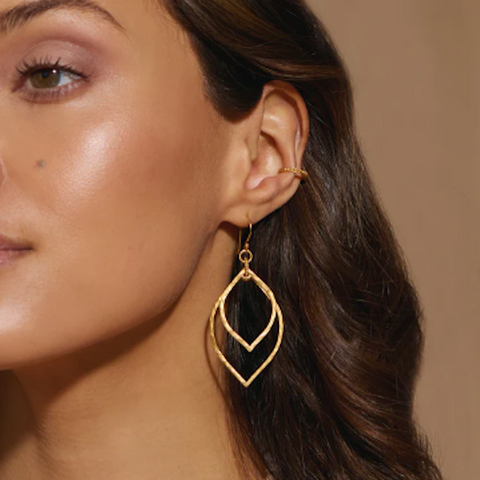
0;232;32;251
0;248;32;267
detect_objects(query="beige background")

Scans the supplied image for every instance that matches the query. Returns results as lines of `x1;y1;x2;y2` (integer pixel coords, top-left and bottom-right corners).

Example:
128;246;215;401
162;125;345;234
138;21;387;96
307;1;479;479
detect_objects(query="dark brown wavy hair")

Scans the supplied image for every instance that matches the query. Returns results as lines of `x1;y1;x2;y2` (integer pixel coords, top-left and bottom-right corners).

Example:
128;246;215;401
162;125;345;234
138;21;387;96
160;1;444;479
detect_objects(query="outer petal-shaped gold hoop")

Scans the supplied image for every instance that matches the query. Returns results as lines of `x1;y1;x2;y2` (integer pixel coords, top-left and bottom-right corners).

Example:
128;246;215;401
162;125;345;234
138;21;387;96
209;265;284;388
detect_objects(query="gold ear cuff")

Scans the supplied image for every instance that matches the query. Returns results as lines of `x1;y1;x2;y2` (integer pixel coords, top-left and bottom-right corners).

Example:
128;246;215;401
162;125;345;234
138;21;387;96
278;167;309;181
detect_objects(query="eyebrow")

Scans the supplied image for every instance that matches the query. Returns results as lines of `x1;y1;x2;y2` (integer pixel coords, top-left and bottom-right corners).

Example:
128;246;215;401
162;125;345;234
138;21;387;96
0;0;127;36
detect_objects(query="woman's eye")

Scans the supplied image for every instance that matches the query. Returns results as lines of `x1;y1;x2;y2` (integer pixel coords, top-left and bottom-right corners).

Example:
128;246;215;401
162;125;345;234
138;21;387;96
28;67;82;90
14;57;91;102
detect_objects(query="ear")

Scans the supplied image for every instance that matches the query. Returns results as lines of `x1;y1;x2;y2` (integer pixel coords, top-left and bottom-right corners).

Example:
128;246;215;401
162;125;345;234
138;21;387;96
220;80;309;228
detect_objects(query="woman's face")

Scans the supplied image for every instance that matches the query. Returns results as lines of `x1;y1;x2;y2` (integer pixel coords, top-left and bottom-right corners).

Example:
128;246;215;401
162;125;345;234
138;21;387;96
0;0;230;368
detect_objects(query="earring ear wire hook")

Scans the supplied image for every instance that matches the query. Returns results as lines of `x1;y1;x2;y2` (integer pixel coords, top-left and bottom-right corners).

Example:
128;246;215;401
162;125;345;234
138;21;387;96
237;218;253;254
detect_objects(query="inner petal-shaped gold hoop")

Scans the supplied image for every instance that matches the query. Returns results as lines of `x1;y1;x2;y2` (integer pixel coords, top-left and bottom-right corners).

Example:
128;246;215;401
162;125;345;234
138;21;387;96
209;266;284;388
219;269;277;352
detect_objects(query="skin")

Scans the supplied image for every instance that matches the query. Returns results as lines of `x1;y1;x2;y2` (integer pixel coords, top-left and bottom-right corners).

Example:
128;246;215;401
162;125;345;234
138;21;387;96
0;0;309;478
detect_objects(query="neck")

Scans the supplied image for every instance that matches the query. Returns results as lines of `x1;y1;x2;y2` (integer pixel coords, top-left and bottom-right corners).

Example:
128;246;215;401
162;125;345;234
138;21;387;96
0;230;260;480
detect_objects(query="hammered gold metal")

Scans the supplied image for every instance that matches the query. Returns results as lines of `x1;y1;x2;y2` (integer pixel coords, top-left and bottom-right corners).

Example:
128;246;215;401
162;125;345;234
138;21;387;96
210;278;284;388
209;269;284;387
278;166;309;180
218;268;277;353
209;222;285;388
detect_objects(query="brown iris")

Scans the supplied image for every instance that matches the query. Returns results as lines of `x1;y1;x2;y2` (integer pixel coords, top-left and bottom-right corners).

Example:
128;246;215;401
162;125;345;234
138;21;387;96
30;69;61;89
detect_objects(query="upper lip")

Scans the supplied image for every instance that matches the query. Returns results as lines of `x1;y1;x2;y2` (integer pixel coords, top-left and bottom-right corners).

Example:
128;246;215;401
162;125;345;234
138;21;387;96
0;233;32;251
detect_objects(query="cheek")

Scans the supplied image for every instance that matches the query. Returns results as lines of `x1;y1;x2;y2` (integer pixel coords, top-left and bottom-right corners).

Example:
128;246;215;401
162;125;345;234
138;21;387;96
0;81;220;368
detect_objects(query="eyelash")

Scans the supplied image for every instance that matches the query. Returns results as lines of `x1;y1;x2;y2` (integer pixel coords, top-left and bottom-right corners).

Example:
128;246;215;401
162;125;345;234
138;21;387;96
14;55;92;102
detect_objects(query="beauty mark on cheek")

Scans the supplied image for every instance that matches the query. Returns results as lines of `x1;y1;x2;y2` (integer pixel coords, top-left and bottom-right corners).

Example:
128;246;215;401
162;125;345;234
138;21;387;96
35;159;47;168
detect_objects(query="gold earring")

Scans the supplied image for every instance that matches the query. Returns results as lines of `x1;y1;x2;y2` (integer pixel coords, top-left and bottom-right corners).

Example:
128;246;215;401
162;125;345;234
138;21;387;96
278;167;309;182
209;221;284;388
